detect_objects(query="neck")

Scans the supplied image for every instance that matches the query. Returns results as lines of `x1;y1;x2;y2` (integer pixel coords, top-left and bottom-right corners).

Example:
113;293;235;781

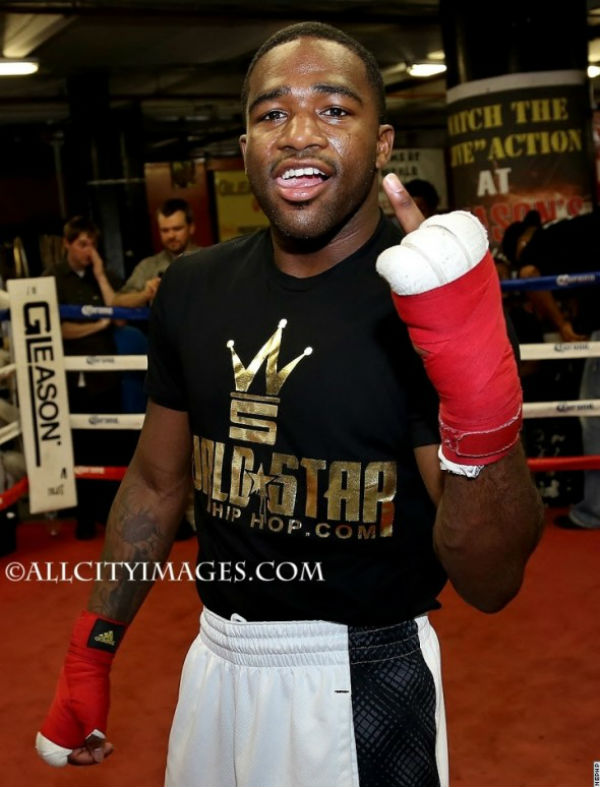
272;196;381;279
67;257;85;273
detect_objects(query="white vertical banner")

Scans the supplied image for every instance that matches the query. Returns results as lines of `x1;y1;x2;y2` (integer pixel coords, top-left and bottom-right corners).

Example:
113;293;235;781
7;277;76;513
380;148;448;214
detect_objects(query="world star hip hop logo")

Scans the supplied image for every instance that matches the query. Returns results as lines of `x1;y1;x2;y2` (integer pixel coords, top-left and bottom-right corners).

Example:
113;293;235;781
227;319;312;446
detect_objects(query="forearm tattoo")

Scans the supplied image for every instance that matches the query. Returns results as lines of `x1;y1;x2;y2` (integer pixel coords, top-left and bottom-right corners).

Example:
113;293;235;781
89;484;176;622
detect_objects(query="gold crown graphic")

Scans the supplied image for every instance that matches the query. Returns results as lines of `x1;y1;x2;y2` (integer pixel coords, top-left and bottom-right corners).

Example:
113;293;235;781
227;319;312;396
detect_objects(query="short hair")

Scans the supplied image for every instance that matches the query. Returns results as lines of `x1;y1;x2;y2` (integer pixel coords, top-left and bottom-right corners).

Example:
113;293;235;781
501;210;542;265
63;216;100;244
405;179;440;213
158;198;194;225
241;22;387;123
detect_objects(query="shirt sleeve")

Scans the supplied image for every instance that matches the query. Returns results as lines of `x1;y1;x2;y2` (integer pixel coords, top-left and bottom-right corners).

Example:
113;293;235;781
119;259;151;294
405;345;440;448
144;266;188;411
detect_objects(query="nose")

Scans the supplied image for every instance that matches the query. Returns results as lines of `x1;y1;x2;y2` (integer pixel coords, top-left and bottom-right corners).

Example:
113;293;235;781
277;110;326;151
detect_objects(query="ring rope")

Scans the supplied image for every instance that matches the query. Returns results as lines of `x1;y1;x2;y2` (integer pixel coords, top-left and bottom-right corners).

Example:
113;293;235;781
64;403;600;428
500;270;600;292
64;355;148;371
58;304;150;321
0;421;22;447
523;400;600;418
0;272;599;323
527;455;600;472
0;476;28;511
69;414;144;430
60;342;600;370
520;341;600;360
5;453;600;514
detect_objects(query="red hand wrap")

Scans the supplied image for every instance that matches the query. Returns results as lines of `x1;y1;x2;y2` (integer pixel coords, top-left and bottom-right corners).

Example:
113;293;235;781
391;250;522;464
40;610;126;750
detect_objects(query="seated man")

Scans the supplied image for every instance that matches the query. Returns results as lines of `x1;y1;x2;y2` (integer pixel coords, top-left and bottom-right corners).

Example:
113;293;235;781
51;216;123;540
112;198;198;308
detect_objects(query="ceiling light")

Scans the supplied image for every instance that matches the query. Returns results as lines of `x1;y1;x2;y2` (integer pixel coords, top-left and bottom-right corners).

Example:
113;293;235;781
407;62;447;78
588;64;600;79
0;59;39;76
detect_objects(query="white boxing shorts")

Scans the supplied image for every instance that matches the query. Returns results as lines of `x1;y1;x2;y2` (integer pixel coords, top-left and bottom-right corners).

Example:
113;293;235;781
165;607;448;787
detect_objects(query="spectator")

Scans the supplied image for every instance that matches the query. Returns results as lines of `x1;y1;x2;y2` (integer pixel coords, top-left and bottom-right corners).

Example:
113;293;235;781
517;210;600;529
50;216;123;540
501;210;585;343
112;198;199;309
405;178;440;219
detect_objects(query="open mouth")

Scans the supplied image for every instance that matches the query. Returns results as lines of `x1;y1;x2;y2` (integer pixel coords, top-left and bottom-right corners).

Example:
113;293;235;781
278;166;329;187
275;166;331;201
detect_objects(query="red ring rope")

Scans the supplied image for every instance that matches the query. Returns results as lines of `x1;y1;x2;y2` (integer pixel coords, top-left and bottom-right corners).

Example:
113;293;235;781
2;457;600;514
0;476;28;511
526;455;600;472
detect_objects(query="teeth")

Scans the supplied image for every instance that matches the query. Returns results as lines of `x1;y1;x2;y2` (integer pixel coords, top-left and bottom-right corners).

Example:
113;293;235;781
281;167;326;179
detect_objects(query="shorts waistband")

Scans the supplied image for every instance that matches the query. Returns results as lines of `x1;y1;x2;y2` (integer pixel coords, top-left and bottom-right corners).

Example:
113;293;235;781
199;607;349;667
199;607;430;668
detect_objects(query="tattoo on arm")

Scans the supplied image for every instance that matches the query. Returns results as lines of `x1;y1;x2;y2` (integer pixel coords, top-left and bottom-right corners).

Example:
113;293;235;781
89;484;179;622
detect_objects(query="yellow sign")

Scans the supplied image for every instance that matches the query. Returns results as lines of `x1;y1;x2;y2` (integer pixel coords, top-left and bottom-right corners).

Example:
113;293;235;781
214;170;270;241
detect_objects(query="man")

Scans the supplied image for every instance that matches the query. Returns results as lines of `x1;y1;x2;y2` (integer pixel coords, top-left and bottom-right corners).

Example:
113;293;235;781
112;197;198;308
405;178;440;219
51;217;122;540
501;210;586;343
37;23;544;787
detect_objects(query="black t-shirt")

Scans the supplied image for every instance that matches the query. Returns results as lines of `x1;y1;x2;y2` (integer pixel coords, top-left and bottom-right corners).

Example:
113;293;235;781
52;260;121;357
52;260;122;398
146;216;446;625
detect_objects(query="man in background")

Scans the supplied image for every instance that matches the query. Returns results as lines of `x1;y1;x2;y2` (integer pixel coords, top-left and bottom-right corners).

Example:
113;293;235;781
51;216;122;539
405;178;440;219
112;198;198;308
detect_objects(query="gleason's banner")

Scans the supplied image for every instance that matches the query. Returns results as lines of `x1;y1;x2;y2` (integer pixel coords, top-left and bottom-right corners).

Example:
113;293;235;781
8;277;76;513
379;148;448;215
446;70;595;248
214;170;270;241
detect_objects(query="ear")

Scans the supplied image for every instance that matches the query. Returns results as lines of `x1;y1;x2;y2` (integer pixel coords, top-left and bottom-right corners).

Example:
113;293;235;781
239;134;248;171
375;124;394;170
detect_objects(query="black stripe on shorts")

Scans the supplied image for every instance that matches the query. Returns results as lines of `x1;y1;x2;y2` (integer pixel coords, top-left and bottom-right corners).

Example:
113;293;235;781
348;619;440;787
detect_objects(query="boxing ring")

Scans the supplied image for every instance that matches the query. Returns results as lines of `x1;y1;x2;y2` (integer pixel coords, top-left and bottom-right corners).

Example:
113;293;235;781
0;272;599;523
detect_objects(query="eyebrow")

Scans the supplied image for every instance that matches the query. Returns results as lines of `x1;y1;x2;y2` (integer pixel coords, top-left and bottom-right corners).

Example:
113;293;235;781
248;82;364;115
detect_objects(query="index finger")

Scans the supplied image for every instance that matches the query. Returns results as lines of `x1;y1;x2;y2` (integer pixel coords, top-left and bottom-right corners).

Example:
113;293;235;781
382;173;424;234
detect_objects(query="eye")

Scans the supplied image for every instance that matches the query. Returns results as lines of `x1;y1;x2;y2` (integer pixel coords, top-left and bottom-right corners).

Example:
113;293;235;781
321;106;350;118
258;109;287;122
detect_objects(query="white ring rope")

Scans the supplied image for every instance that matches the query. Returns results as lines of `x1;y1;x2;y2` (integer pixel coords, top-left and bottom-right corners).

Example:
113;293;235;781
63;355;148;371
523;400;600;418
69;414;145;430
0;421;22;446
520;341;600;360
63;343;600;371
70;405;600;428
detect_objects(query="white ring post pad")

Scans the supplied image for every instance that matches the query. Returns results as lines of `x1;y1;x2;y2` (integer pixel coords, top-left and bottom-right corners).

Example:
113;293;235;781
376;211;523;466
